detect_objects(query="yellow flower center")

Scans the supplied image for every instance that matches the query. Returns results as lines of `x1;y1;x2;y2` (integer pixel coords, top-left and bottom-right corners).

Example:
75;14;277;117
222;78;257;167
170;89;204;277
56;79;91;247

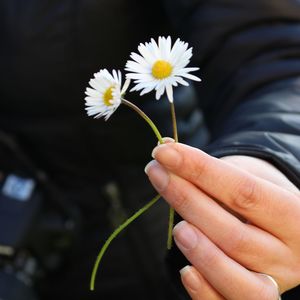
152;60;173;79
103;86;114;106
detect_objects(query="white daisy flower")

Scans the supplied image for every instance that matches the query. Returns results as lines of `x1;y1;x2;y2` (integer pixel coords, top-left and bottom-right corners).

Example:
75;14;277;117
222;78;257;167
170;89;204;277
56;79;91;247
85;69;130;120
125;36;201;103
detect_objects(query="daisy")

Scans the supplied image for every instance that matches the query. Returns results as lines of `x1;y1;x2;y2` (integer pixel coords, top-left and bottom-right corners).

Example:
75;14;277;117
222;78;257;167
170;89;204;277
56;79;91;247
125;36;201;103
85;69;130;120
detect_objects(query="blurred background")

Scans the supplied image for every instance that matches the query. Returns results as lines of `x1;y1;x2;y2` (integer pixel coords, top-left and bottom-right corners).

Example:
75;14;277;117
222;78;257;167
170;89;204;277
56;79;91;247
0;1;208;299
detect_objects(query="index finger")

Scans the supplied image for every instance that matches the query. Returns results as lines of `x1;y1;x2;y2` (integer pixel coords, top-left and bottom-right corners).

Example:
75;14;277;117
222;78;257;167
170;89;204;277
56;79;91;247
151;143;300;241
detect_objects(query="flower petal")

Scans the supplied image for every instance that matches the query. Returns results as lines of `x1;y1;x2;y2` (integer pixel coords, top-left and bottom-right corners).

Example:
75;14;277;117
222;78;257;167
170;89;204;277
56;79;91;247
166;84;174;103
121;79;131;94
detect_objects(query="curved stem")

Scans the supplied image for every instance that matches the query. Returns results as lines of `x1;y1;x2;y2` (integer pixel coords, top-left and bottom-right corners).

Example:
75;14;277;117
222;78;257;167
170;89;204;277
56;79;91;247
121;98;163;144
167;102;179;250
90;194;161;291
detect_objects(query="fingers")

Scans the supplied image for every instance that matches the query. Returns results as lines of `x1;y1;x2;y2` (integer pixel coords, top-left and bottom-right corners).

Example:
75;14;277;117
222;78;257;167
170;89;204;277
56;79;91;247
149;143;300;242
173;221;280;300
145;160;289;273
180;265;225;300
220;155;299;194
158;137;175;145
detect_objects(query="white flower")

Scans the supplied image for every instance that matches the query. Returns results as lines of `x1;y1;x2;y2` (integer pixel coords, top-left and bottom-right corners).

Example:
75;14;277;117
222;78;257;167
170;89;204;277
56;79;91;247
85;69;130;120
125;36;201;103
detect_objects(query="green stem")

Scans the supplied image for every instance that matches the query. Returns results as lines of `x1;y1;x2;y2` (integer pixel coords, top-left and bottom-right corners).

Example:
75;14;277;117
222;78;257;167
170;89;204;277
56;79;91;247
167;206;175;250
90;194;161;291
122;98;163;144
170;102;179;143
167;102;179;250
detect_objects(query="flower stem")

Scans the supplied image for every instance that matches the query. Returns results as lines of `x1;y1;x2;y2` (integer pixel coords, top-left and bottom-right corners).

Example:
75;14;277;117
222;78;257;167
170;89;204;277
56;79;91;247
167;102;179;250
170;102;179;143
122;98;163;144
90;194;161;291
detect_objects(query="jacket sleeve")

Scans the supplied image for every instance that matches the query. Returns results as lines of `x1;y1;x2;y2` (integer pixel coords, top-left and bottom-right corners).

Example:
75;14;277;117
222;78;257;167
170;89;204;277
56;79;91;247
165;0;300;189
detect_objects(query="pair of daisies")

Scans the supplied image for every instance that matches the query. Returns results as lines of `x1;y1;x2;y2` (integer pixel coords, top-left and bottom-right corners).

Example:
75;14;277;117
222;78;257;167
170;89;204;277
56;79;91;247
85;36;201;120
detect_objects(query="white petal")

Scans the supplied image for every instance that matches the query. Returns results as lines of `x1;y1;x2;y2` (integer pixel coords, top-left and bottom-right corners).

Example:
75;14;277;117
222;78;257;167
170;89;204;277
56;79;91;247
125;60;150;73
131;80;158;91
159;36;172;60
100;69;114;82
126;73;151;80
178;67;199;73
158;36;165;59
150;38;161;59
140;85;155;95
130;83;144;92
165;77;179;87
85;97;95;104
179;72;201;81
89;79;105;92
154;78;168;91
112;69;119;83
94;77;111;89
181;48;193;62
155;85;165;100
170;38;182;60
166;84;174;103
118;70;122;84
138;43;156;64
171;42;189;67
130;52;149;67
85;87;101;97
121;79;131;94
166;36;172;55
174;77;189;86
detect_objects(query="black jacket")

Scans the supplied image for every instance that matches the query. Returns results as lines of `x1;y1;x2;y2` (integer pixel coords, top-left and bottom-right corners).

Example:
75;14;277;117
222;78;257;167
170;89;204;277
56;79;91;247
1;0;300;299
165;1;300;299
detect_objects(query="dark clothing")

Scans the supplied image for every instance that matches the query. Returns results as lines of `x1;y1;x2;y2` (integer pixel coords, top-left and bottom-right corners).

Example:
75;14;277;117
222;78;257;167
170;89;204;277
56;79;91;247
1;0;300;299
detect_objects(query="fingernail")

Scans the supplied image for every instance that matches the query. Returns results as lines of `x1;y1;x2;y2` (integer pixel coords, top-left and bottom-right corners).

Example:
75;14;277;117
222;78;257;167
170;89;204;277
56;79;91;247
144;160;170;192
151;145;162;158
173;221;198;250
180;265;192;276
151;144;181;169
180;266;200;292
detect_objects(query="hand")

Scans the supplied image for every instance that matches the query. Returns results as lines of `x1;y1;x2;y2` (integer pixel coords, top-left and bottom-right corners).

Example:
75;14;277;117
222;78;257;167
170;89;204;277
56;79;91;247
145;142;300;300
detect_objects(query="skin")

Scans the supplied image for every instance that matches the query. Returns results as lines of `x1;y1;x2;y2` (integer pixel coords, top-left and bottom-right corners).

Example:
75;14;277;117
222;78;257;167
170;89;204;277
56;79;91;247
144;142;300;300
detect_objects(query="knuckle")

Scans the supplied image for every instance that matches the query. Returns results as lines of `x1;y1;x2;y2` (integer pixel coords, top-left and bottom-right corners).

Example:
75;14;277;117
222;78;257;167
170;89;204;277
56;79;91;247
189;155;210;183
201;247;220;269
232;176;259;210
226;226;250;255
194;294;203;300
170;183;191;212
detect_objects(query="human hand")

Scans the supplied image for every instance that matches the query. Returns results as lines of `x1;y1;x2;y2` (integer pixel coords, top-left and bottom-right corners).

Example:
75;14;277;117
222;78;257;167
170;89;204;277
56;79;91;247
145;142;300;299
